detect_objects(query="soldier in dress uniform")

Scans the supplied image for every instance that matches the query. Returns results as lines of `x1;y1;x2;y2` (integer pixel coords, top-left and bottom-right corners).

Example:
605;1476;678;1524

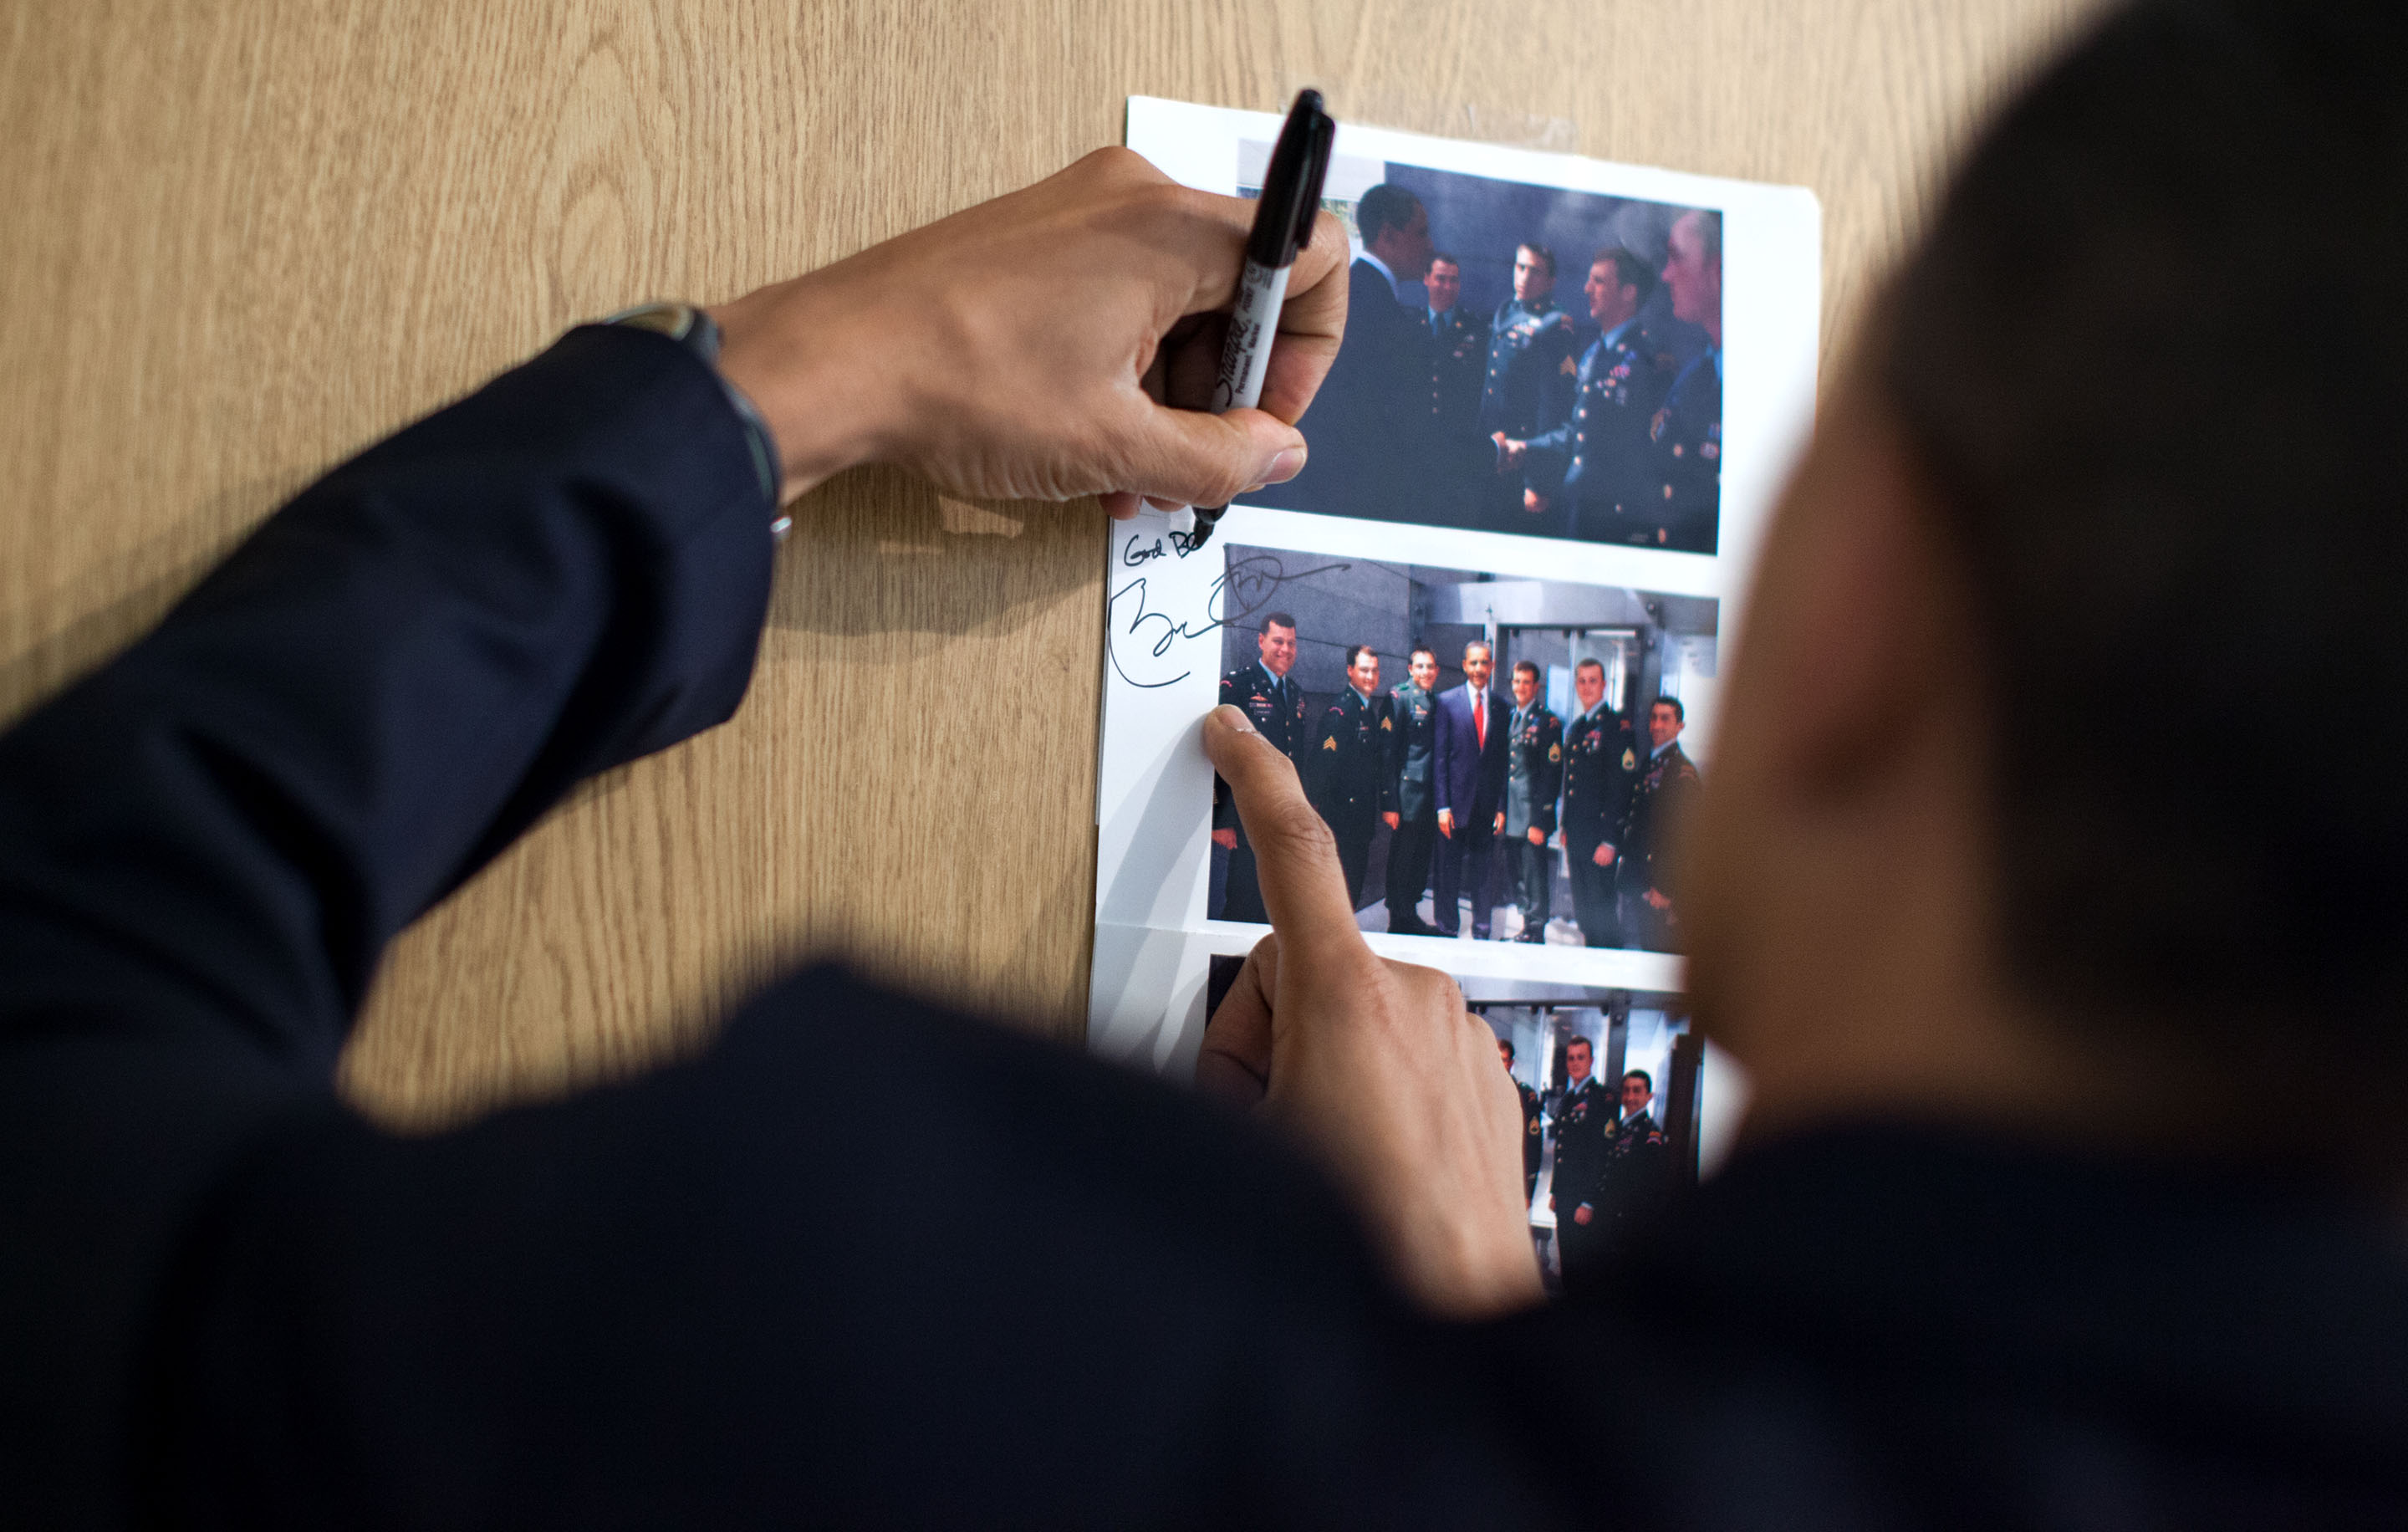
1497;1034;1543;1208
1549;1035;1614;1295
1619;694;1702;952
1477;243;1579;534
1382;646;1442;935
1211;612;1309;922
1419;254;1490;529
1646;210;1724;554
1304;645;1396;909
1502;661;1564;943
1559;658;1640;947
1508;248;1671;544
1597;1070;1671;1251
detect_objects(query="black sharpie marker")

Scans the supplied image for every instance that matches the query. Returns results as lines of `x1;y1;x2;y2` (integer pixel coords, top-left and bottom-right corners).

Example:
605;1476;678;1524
1186;89;1334;552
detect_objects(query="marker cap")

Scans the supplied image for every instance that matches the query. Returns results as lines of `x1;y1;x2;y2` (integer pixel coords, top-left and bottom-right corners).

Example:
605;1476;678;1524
1247;90;1335;270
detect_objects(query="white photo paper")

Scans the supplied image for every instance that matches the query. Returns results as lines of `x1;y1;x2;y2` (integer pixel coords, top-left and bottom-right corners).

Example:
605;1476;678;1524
1092;98;1819;1127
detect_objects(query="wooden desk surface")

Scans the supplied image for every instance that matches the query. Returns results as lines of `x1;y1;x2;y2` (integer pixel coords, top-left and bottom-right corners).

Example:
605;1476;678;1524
0;0;2092;1126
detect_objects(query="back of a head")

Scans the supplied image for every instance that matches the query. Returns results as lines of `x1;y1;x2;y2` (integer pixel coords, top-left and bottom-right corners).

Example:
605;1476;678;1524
1885;1;2408;1110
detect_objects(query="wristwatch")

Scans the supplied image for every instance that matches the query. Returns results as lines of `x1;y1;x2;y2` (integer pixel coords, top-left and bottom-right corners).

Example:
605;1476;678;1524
602;301;788;537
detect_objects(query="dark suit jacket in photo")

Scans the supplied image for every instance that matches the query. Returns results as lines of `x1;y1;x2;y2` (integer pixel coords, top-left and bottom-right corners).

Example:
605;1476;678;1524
1261;257;1426;522
1431;682;1508;830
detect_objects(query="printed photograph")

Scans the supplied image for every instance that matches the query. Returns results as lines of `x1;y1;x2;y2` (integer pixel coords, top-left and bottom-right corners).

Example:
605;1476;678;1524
1239;148;1725;554
1207;544;1716;952
1206;958;1704;1296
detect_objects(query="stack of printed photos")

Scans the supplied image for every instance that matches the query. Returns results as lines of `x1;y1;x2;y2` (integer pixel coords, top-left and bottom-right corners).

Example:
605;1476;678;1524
1092;97;1820;1233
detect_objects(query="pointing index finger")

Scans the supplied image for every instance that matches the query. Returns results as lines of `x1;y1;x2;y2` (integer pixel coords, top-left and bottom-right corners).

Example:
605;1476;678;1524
1201;706;1368;969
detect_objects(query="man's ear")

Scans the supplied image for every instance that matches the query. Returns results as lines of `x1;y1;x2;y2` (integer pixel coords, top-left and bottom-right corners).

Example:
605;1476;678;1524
1737;382;1955;804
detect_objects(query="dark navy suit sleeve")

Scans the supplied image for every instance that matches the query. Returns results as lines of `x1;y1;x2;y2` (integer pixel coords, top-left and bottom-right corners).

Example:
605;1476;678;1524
1432;692;1459;816
0;327;1562;1529
0;324;775;1525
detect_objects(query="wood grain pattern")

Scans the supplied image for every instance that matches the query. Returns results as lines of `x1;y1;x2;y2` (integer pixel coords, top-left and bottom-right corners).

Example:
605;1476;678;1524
0;0;2099;1127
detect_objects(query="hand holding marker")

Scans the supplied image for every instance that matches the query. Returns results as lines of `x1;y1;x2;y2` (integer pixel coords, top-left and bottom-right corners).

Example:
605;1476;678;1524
1186;89;1335;551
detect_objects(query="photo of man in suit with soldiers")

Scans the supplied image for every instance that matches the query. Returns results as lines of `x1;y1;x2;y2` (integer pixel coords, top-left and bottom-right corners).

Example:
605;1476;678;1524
1237;151;1723;550
1212;548;1711;950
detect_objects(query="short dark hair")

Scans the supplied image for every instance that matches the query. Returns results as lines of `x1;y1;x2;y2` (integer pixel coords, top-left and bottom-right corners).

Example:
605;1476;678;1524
1463;639;1492;661
1882;0;2408;1096
1260;611;1296;634
1427;252;1461;274
1498;1037;1516;1061
1565;1034;1592;1055
1513;660;1540;682
1590;245;1660;304
1623;1070;1653;1093
1355;184;1422;247
1650;694;1685;722
1344;644;1376;669
1410;646;1436;664
1517;242;1557;278
1574;657;1605;677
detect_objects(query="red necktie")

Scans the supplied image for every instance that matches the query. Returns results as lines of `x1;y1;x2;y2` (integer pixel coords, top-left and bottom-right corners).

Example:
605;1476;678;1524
1475;692;1487;748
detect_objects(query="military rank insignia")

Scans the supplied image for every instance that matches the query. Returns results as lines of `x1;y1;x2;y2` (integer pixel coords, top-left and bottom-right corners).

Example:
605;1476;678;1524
1622;748;1638;770
1322;736;1337;751
1548;743;1562;762
1380;716;1392;731
1560;355;1577;375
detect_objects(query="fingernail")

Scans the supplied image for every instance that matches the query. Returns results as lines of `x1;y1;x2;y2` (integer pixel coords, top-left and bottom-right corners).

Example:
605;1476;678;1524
1261;447;1305;484
1215;703;1257;734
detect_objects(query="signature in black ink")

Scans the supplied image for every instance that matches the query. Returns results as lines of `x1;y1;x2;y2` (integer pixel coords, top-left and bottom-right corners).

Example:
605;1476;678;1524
1120;528;1213;563
1105;552;1354;692
1105;576;1207;689
1209;554;1353;631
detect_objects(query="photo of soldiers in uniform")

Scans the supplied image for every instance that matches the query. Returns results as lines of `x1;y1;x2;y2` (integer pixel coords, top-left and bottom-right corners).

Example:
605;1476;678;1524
1474;988;1696;1296
1207;545;1715;951
1202;957;1709;1297
1238;146;1725;554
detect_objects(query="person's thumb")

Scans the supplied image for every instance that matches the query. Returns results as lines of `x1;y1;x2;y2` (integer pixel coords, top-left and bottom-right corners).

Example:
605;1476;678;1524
1109;402;1307;508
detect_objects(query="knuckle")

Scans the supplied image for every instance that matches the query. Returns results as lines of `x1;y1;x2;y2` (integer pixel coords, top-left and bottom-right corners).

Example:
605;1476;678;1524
1081;145;1148;182
1256;796;1337;862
